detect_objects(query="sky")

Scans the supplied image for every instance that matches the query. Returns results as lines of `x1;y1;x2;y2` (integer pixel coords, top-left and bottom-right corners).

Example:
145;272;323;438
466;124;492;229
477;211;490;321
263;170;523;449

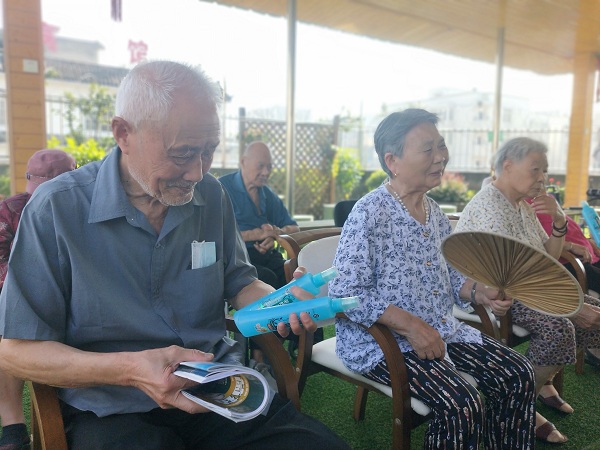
36;0;574;121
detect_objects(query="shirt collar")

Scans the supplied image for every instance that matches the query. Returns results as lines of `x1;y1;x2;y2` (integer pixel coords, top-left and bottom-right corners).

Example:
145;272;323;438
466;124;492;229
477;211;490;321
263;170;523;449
88;147;206;224
231;170;250;193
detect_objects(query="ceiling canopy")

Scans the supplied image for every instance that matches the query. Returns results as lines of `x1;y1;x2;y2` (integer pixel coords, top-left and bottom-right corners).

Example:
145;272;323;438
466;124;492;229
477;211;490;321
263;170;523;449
205;0;600;74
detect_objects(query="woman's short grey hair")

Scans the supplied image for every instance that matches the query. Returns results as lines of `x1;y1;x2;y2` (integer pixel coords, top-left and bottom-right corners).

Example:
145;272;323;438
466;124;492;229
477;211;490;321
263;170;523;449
493;137;548;176
115;60;223;131
373;109;438;176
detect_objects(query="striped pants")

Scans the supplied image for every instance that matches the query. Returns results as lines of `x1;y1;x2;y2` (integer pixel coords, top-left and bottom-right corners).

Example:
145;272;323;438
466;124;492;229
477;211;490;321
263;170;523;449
365;334;536;449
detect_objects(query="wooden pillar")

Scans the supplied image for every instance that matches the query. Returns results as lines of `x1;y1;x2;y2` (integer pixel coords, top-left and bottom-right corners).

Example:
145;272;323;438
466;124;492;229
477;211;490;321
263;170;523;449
563;0;600;208
563;52;595;208
3;0;46;195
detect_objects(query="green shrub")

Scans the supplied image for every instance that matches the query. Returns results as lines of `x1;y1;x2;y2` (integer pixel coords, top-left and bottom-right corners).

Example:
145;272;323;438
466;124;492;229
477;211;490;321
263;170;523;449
427;172;474;203
332;147;363;200
365;170;387;192
0;174;10;198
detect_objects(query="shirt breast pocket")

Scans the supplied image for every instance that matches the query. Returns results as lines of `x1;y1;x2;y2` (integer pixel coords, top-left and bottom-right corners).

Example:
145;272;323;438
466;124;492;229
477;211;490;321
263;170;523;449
176;258;225;327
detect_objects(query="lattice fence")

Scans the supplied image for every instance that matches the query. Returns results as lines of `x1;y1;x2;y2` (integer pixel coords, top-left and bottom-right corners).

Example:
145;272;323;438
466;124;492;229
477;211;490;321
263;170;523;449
239;112;339;219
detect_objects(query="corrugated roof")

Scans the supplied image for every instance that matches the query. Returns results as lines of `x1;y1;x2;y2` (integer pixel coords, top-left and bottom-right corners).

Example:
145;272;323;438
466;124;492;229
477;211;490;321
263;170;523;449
43;58;129;87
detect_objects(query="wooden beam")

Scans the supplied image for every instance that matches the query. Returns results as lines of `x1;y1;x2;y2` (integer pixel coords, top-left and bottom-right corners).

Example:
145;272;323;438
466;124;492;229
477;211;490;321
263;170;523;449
3;0;46;195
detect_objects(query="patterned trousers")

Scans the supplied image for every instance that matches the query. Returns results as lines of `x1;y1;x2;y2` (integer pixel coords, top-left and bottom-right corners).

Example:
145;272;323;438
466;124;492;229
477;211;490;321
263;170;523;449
365;334;536;450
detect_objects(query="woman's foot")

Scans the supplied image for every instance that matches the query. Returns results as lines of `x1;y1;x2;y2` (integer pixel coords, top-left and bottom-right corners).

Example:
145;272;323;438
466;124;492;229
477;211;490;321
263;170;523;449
538;381;574;414
535;414;568;444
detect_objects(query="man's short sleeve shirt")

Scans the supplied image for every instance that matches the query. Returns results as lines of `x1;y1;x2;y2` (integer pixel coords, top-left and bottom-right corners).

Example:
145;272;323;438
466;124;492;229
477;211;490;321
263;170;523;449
0;148;256;416
219;171;297;236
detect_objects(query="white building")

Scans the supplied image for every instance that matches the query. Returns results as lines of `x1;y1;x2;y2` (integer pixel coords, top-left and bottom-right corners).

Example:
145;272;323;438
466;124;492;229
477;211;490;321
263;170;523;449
348;88;572;175
0;31;128;166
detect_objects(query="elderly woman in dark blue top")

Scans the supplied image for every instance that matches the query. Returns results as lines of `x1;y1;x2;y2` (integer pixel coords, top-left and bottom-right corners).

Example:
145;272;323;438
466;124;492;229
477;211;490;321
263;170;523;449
329;109;536;449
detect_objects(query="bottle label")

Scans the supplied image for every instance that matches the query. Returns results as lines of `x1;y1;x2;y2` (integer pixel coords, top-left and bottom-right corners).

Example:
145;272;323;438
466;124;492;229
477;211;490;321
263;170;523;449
259;291;296;309
252;310;322;335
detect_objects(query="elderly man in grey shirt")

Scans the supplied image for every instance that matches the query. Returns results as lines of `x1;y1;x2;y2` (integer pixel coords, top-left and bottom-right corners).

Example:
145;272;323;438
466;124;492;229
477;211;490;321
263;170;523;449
0;61;349;450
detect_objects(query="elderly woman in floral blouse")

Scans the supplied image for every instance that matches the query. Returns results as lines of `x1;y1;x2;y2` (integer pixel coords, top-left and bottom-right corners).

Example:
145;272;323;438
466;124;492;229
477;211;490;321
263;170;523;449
455;136;600;444
329;109;536;450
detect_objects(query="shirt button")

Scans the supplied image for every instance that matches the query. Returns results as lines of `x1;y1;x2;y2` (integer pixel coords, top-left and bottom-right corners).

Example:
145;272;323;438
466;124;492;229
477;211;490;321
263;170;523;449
441;318;447;324
423;231;430;238
433;290;439;295
426;261;432;267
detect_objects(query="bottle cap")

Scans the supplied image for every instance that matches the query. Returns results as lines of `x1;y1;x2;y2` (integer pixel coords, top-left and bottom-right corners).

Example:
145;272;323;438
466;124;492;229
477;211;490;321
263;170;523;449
314;266;338;285
332;296;360;311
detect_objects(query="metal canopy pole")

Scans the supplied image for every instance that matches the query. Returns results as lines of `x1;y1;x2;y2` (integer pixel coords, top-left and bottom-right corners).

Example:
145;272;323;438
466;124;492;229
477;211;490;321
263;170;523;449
285;0;297;214
492;26;505;155
492;0;507;157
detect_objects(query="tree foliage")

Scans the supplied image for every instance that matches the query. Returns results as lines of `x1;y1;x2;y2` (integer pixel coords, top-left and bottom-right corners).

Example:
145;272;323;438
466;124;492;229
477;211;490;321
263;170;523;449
62;83;115;151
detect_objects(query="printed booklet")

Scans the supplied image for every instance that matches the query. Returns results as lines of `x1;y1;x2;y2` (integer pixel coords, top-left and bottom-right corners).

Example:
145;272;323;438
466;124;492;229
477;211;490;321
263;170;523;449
174;361;270;422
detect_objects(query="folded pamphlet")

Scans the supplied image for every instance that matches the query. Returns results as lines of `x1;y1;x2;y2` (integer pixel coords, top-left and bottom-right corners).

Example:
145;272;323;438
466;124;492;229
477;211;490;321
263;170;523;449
175;361;270;422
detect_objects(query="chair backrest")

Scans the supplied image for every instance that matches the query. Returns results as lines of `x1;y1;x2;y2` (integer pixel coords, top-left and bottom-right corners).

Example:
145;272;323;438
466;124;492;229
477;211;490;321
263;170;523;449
277;228;342;283
333;200;357;227
297;235;341;297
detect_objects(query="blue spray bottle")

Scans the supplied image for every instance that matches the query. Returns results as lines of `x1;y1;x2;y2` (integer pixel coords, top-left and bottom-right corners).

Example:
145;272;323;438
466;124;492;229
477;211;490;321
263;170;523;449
240;266;338;311
234;296;360;337
581;201;600;246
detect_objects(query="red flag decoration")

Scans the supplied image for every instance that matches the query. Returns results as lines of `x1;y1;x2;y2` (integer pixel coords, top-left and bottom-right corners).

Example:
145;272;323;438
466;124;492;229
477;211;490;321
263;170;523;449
42;22;60;52
111;0;122;22
128;40;148;64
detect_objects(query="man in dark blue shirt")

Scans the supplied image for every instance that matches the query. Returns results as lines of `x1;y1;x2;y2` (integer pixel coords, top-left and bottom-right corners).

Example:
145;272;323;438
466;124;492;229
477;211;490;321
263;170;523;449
220;142;299;288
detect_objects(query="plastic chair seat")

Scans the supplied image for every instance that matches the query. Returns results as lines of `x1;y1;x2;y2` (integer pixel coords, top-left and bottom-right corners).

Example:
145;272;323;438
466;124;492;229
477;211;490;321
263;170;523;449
312;336;479;418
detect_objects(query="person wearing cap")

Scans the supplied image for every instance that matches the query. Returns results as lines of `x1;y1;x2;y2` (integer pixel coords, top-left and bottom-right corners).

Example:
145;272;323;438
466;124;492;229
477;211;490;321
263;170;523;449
0;149;75;450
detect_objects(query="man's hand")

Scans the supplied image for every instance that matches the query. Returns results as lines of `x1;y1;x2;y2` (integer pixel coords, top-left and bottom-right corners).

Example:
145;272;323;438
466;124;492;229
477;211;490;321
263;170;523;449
128;346;215;414
253;237;275;254
276;267;318;337
259;224;280;239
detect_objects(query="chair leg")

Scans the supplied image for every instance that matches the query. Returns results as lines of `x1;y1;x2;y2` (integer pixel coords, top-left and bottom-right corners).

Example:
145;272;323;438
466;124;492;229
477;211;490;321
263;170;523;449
553;367;564;396
575;348;585;375
31;401;41;450
392;410;412;450
352;386;369;421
